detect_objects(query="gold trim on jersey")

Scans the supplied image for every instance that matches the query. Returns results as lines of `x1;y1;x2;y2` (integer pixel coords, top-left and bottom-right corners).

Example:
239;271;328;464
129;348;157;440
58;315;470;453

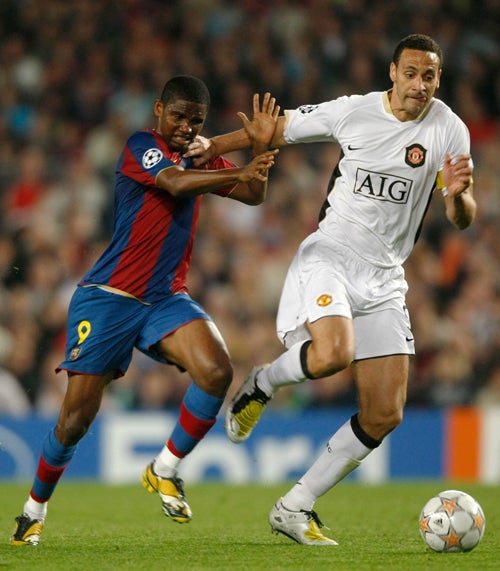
83;284;152;305
384;90;433;121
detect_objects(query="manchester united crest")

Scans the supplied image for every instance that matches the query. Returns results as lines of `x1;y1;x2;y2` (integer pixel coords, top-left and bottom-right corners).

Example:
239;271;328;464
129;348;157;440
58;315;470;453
316;294;333;307
405;143;426;168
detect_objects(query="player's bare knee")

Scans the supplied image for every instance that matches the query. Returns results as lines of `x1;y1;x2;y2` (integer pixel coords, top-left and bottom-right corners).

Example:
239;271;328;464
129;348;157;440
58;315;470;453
199;361;233;397
379;416;402;436
310;345;353;378
359;407;403;441
376;410;403;437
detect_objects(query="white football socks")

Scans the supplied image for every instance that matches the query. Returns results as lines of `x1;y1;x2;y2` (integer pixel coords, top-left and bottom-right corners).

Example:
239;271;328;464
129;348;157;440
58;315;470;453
281;418;374;512
24;497;48;522
257;341;308;396
153;446;181;478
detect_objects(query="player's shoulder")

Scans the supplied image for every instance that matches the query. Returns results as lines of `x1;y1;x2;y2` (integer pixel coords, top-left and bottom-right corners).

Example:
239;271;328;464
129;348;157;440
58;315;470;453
427;98;468;131
428;98;462;121
126;128;157;148
333;91;383;110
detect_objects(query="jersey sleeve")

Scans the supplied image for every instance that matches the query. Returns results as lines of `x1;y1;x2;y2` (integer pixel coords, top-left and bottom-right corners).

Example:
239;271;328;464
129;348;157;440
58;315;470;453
283;97;352;144
436;111;473;191
118;130;176;186
205;155;238;197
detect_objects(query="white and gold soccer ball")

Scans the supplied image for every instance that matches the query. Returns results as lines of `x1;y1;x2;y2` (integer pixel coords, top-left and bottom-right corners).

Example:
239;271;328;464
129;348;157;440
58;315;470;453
419;489;485;552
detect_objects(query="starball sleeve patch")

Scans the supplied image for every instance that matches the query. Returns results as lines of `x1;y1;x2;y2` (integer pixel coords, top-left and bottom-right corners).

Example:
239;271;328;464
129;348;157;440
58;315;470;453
142;148;164;169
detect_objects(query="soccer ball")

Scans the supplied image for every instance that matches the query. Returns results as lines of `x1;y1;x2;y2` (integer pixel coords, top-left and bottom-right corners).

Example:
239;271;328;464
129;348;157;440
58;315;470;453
419;489;485;552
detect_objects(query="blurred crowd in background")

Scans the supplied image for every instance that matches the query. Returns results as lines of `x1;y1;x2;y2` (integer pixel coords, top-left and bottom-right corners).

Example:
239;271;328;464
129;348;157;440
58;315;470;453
0;0;498;416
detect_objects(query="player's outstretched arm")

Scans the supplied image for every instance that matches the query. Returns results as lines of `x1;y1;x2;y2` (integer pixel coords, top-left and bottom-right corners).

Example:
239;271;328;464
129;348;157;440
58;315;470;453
186;93;287;166
155;149;278;201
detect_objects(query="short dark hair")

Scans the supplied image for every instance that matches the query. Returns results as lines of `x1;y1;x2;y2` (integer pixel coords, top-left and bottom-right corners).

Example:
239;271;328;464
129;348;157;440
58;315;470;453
392;34;443;68
160;75;210;107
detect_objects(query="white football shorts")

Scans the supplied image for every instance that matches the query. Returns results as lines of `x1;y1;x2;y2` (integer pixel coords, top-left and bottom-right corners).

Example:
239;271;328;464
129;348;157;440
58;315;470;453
276;230;415;360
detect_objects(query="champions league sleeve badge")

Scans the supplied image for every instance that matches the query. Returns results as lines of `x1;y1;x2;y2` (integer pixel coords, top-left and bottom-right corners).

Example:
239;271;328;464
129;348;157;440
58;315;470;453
298;104;319;114
142;148;164;169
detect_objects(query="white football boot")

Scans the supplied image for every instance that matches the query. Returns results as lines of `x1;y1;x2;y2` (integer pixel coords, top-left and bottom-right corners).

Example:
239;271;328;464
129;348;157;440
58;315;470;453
269;499;338;546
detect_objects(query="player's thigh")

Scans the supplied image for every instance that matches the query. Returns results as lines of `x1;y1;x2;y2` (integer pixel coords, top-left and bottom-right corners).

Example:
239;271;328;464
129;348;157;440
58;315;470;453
307;315;355;375
278;239;353;350
157;319;232;395
138;293;231;384
353;354;409;419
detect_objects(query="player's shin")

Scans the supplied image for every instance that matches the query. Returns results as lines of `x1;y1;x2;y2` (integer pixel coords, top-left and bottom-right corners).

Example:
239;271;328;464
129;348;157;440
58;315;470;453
161;382;223;468
282;414;381;511
26;427;78;520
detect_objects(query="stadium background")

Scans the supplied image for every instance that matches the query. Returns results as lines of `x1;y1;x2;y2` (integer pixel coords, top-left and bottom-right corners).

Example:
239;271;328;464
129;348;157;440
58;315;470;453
0;0;498;482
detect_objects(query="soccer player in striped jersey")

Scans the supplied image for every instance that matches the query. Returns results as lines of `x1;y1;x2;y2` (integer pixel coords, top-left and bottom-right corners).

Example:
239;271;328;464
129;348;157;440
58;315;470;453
10;76;279;546
188;34;477;545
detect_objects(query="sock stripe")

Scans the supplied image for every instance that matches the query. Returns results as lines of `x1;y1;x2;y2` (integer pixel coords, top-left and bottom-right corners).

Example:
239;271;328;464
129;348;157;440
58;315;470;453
30;428;77;502
167;440;185;459
179;402;217;439
300;340;314;379
167;384;223;458
37;456;67;484
350;413;381;449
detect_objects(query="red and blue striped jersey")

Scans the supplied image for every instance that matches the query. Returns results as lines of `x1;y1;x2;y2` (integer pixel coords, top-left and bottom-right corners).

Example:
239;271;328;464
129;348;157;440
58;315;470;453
81;129;236;302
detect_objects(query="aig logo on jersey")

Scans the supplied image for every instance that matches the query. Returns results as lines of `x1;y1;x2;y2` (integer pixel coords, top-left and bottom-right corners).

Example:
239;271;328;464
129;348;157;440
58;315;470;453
405;143;427;168
354;168;412;204
142;148;163;169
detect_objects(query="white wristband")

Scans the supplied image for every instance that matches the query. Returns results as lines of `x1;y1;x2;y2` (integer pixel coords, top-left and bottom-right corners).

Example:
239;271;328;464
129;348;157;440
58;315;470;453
441;187;449;197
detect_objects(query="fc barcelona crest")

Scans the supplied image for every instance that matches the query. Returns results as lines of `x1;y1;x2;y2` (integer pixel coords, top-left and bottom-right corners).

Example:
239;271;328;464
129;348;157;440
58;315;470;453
69;347;81;361
405;143;426;168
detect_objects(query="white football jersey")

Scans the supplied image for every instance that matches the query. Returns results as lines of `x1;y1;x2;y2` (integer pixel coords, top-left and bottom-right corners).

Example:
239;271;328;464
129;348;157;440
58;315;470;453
283;91;471;268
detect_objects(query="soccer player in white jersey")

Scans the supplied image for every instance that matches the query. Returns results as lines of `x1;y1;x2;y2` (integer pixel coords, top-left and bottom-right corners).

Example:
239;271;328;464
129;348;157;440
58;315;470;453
187;33;476;545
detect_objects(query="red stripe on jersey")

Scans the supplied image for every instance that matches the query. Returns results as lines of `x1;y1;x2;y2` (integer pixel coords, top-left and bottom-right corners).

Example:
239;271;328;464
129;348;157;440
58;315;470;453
109;189;173;297
121;143;157;186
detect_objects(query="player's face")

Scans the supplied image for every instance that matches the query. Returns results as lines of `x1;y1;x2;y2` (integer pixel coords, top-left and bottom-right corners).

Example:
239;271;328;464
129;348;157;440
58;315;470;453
154;99;207;152
389;49;441;121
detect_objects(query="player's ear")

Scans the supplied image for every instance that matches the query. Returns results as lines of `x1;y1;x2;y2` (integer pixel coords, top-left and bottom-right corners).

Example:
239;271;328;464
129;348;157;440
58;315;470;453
389;62;397;83
153;99;163;118
436;69;442;89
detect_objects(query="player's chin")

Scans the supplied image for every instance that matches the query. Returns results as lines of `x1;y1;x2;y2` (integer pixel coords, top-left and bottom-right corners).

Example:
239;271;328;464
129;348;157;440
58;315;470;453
410;97;427;111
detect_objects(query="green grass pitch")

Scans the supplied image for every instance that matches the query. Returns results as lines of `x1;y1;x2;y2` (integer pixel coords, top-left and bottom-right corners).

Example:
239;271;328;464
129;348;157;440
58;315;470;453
1;481;498;570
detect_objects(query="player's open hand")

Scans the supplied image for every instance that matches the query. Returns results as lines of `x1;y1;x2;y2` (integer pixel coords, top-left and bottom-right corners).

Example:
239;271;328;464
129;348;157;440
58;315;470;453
238;148;279;183
237;92;280;150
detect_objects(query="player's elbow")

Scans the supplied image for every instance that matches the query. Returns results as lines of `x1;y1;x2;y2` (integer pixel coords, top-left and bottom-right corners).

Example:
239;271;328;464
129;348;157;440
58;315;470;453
450;208;476;230
455;217;474;231
245;193;266;206
237;185;267;205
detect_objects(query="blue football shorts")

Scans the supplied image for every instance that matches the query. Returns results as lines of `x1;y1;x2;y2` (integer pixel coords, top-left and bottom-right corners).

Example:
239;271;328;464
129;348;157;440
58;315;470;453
57;285;210;377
